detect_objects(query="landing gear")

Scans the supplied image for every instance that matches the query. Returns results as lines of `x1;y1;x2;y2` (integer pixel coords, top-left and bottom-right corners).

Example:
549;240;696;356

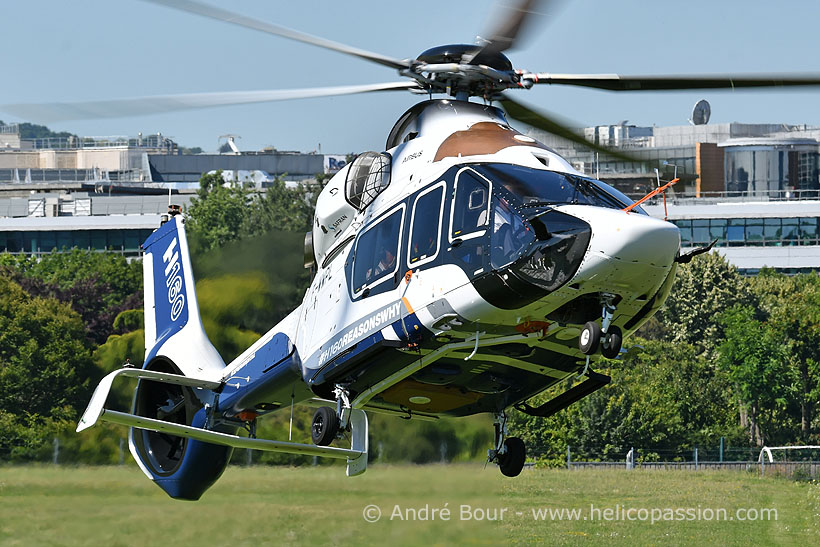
498;437;526;477
311;406;339;446
311;384;352;446
579;321;601;354
488;412;526;477
601;325;622;359
578;293;623;358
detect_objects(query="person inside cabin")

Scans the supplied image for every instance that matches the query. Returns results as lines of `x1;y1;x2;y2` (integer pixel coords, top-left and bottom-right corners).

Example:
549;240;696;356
376;247;396;275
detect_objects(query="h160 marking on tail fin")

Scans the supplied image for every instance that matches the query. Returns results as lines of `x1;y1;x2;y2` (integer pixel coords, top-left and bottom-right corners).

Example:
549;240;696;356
163;237;185;322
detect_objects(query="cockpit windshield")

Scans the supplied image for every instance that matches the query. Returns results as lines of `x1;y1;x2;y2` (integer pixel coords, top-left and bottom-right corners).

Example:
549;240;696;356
472;163;647;215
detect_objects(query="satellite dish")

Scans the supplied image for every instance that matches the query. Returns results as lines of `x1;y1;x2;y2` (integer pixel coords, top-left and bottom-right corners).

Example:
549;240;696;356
691;99;711;125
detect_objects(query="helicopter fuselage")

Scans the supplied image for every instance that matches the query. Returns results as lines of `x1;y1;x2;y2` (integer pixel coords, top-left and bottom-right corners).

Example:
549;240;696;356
218;99;680;420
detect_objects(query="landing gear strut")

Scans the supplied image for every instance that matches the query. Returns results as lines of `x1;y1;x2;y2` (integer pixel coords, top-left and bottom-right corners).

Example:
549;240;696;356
487;412;526;477
311;385;352;446
578;293;623;358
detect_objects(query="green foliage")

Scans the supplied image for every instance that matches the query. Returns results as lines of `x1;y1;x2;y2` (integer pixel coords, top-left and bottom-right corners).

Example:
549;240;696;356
92;330;145;412
112;309;144;334
0;249;142;343
191;231;308;334
0;120;76;140
718;305;799;446
658;251;751;354
187;171;251;252
187;170;324;254
510;339;745;462
0;276;95;460
370;414;492;464
245;178;317;234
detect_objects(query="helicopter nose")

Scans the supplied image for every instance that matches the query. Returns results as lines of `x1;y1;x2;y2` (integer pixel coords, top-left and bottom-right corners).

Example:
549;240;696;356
596;212;680;267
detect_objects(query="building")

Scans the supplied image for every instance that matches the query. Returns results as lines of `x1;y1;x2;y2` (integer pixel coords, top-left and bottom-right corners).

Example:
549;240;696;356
529;118;820;274
529;122;820;199
0;194;194;256
643;198;820;275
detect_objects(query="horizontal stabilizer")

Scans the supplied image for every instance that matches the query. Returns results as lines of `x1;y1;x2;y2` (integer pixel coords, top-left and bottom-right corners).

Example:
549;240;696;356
101;408;369;475
77;368;221;432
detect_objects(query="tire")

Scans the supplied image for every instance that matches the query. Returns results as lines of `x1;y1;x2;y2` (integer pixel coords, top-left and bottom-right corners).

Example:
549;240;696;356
311;406;339;446
601;325;623;359
579;321;602;355
498;437;526;477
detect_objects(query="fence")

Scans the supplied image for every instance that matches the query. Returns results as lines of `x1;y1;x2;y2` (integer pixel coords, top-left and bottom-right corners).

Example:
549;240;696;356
565;445;820;480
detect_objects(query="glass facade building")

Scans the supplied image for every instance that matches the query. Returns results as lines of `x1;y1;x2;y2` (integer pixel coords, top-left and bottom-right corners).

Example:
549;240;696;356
672;217;820;248
0;228;154;255
722;139;820;196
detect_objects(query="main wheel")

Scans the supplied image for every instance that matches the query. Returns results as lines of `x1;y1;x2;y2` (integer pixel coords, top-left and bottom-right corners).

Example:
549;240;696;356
311;406;339;446
601;325;623;359
498;437;526;477
579;321;602;355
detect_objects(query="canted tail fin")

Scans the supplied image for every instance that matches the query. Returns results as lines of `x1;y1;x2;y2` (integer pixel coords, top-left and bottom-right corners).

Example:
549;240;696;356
141;215;225;378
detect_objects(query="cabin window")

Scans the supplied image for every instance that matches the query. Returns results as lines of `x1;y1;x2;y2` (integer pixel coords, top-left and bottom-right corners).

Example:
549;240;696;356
352;207;404;293
450;169;490;241
408;184;445;266
491;196;534;269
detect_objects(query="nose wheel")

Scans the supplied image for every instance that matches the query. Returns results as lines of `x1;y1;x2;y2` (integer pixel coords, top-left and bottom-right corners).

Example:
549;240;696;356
579;321;602;354
601;325;622;358
578;294;623;357
497;437;526;477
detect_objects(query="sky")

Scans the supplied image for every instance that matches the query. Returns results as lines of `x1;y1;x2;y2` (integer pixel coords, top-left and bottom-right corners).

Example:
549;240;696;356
2;0;820;154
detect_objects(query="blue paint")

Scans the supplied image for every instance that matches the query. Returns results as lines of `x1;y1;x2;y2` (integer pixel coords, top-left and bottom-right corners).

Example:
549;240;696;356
142;217;189;357
217;333;300;415
150;409;234;500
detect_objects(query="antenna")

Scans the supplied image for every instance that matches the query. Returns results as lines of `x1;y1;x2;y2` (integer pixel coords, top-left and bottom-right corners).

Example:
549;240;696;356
218;134;241;154
689;99;711;125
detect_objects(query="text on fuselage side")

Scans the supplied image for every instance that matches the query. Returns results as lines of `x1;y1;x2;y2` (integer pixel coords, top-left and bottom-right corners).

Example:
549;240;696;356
317;301;402;366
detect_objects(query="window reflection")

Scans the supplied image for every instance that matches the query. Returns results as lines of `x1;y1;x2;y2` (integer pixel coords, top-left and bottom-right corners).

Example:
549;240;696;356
409;186;443;265
491;197;534;269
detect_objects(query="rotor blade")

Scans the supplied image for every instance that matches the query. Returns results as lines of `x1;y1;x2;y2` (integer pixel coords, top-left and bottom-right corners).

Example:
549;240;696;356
523;72;820;91
469;0;555;63
483;0;542;52
142;0;410;70
498;96;646;163
0;82;419;122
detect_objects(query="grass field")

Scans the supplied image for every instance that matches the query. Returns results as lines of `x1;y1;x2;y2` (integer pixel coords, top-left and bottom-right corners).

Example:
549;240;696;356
1;464;818;546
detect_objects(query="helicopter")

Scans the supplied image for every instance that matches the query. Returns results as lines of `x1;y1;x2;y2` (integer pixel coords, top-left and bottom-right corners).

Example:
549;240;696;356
26;0;818;500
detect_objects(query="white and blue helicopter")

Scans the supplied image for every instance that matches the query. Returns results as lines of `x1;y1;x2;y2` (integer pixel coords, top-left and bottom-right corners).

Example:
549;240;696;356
52;0;820;500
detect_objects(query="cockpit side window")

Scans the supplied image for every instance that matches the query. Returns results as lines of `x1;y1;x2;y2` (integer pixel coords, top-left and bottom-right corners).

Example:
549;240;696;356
408;183;445;267
450;169;491;242
352;207;404;294
491;196;534;269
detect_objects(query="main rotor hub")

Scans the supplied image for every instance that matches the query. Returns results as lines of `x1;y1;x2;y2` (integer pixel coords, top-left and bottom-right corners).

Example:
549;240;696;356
415;44;513;72
409;44;518;99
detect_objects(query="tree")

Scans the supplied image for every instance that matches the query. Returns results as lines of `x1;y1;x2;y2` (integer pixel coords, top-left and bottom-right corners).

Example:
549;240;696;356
245;178;319;235
658;251;752;355
509;339;743;463
0;250;142;344
718;305;797;446
748;271;820;441
0;275;95;460
187;171;252;252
